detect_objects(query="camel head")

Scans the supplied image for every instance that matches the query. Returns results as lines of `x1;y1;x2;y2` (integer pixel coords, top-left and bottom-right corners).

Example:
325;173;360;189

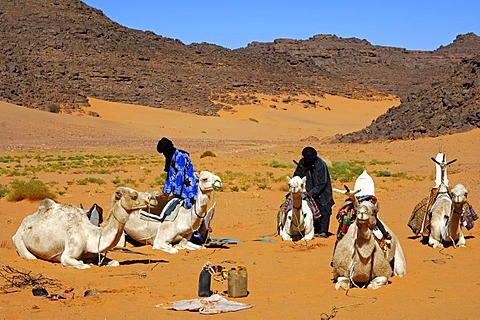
286;176;306;194
111;187;158;213
356;201;377;230
451;183;468;206
196;171;222;192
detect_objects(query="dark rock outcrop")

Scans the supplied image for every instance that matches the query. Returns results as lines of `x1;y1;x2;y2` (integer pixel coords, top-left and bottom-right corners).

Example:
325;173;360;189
334;55;480;142
1;0;479;141
0;0;377;115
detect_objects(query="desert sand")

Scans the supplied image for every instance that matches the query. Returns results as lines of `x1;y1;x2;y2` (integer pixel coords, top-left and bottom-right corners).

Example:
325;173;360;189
0;95;479;320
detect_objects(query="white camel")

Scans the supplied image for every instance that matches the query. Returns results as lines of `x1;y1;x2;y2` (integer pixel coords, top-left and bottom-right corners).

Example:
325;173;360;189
422;152;469;248
278;176;314;241
12;187;158;269
429;183;468;248
332;201;393;290
121;171;222;254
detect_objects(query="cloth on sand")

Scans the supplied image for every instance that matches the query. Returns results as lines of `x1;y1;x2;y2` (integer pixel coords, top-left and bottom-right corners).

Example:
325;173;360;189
157;293;253;314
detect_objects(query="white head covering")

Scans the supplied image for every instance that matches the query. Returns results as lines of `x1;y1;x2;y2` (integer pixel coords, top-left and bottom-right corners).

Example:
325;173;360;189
354;170;375;196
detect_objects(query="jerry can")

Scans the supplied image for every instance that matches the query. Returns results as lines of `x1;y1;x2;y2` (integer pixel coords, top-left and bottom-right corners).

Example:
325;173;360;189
198;266;212;297
227;266;248;298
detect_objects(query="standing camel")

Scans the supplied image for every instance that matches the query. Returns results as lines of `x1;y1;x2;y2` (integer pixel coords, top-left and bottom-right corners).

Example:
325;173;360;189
12;187;158;269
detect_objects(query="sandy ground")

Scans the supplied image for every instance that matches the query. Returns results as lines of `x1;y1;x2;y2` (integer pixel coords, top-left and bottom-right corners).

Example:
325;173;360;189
0;95;479;320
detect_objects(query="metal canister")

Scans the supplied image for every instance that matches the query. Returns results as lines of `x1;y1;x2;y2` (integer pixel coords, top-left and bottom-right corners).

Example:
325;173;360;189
198;266;212;297
227;266;248;298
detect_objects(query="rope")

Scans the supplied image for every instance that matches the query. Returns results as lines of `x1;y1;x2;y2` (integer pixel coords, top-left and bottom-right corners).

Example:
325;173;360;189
97;208;127;266
423;247;453;264
97;228;106;266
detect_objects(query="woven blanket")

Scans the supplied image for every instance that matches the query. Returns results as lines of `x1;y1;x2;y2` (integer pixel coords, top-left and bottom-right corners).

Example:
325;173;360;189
335;195;377;240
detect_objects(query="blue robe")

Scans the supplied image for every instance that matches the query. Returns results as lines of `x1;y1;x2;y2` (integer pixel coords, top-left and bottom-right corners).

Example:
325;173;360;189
163;149;198;209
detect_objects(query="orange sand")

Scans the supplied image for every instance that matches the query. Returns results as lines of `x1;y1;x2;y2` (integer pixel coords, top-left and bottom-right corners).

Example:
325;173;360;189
0;95;479;320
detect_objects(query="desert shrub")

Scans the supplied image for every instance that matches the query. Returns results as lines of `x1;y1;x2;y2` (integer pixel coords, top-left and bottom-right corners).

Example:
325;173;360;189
0;185;9;198
369;159;394;166
48;104;61;113
374;170;391;177
149;174;166;187
257;183;269;190
200;150;216;158
329;161;365;182
240;184;250;191
7;179;56;202
123;178;138;187
269;159;295;169
230;185;239;192
76;177;105;185
87;169;111;174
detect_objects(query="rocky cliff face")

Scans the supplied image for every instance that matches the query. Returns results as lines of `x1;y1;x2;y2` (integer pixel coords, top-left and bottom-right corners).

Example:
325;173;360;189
0;0;479;140
0;0;377;116
244;33;480;100
334;55;480;141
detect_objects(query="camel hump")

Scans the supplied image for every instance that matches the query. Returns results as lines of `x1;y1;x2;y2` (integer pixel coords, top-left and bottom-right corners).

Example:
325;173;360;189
38;198;57;212
354;170;375;196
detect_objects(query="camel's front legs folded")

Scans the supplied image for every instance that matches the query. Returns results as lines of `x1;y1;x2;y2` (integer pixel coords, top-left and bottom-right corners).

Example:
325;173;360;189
174;238;204;250
367;276;388;290
60;252;91;269
428;234;444;249
334;277;350;290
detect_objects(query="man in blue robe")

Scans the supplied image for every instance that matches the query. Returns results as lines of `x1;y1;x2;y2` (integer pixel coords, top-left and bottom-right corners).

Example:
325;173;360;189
157;137;197;209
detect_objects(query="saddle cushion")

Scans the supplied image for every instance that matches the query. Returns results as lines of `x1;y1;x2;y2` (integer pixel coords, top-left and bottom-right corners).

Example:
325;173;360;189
140;198;183;222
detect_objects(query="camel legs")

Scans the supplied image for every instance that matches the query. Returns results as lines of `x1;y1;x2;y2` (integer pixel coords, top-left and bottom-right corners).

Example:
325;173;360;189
429;214;444;248
174;238;204;250
456;233;466;247
447;230;466;247
12;235;38;260
279;225;293;241
367;276;388;290
334;277;350;291
152;235;179;254
60;251;91;269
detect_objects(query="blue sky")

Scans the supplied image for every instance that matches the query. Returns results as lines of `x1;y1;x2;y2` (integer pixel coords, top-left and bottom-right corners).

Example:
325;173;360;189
82;0;479;50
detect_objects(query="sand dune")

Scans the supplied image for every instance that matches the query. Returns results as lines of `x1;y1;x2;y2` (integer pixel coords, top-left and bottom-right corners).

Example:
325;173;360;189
0;97;479;320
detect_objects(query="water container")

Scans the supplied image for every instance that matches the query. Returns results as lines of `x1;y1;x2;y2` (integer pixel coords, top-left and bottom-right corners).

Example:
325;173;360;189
198;266;211;297
227;266;248;298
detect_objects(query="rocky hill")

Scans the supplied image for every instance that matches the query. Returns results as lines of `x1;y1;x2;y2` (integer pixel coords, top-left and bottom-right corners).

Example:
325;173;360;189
0;0;479;140
245;33;480;100
334;55;480;142
0;0;378;116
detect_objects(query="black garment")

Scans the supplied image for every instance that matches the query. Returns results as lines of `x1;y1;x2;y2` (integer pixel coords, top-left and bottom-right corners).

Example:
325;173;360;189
157;137;176;173
293;156;334;234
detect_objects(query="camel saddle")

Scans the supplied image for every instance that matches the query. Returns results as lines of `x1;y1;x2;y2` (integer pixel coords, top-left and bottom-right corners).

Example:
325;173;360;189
277;193;320;232
140;197;183;222
407;187;459;236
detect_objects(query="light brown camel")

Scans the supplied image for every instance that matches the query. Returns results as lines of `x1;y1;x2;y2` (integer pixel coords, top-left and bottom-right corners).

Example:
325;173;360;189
12;187;157;269
278;176;314;241
332;201;392;290
429;183;468;248
334;179;407;278
121;171;222;254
